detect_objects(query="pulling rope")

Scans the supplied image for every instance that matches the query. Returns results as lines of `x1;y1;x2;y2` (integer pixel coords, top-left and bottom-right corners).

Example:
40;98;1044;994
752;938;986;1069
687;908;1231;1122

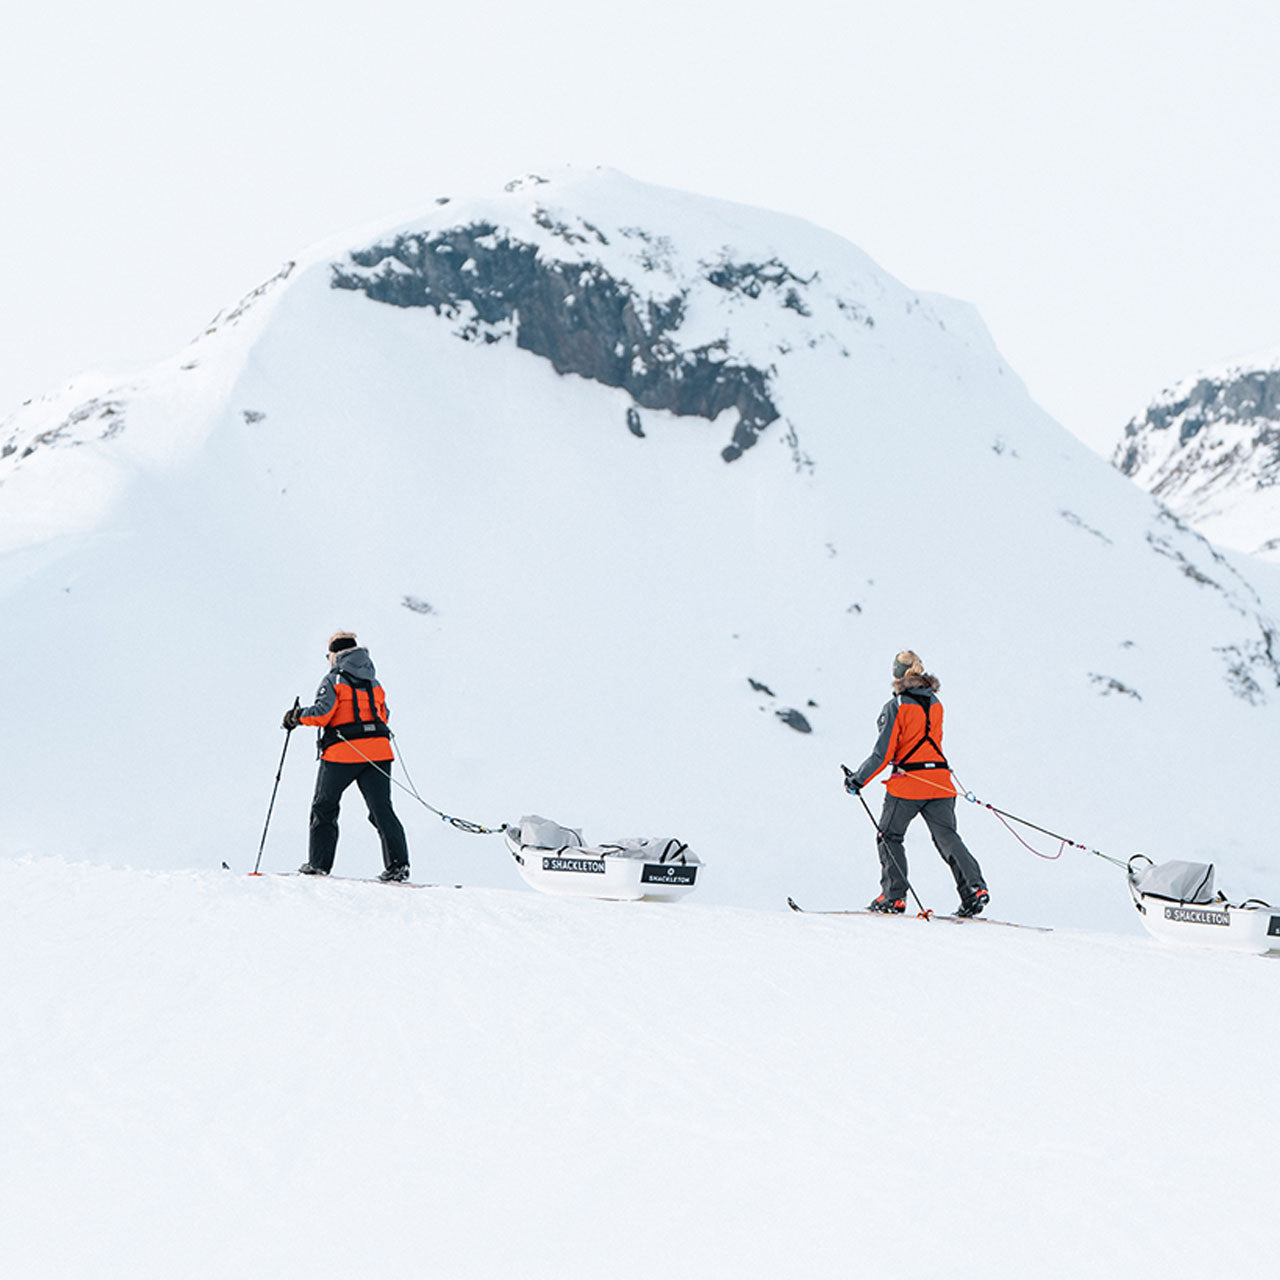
333;729;506;836
979;804;1066;861
902;768;1130;871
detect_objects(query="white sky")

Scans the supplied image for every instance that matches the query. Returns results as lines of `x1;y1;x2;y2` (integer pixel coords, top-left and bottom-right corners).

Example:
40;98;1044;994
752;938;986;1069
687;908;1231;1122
4;0;1279;453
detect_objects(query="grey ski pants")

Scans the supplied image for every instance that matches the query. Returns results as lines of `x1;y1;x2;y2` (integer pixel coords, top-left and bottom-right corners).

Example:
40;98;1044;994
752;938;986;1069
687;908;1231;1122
874;793;985;901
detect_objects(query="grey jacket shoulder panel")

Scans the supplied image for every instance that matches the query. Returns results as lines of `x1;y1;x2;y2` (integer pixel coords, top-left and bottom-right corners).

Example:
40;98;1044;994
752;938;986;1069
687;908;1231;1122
300;672;338;720
850;695;901;788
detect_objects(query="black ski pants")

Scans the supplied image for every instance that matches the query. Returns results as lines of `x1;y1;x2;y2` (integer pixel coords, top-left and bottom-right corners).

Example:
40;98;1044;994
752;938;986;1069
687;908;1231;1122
874;793;985;902
309;759;409;874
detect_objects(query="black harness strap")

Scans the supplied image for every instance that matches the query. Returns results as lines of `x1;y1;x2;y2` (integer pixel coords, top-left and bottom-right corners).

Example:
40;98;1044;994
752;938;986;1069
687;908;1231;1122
320;672;391;751
894;691;949;773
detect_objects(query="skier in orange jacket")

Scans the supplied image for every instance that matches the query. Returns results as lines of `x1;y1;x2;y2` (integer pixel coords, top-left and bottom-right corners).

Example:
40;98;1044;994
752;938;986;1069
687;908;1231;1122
845;650;988;916
283;632;410;881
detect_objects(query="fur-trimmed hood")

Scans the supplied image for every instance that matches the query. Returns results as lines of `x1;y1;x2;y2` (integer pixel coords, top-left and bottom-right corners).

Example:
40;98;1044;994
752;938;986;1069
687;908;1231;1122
893;672;940;695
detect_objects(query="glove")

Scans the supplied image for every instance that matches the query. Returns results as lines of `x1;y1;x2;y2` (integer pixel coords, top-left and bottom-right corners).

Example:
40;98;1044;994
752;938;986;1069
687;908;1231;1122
842;766;861;795
282;705;302;730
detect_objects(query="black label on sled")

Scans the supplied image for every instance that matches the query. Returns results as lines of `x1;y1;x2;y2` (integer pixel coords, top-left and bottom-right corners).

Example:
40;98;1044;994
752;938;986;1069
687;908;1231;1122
1268;916;1280;938
641;863;697;886
1164;906;1230;927
542;856;605;875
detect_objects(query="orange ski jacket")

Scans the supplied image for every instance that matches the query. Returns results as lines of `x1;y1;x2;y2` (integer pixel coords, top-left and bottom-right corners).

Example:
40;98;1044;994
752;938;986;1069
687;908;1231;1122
849;684;955;800
299;647;395;764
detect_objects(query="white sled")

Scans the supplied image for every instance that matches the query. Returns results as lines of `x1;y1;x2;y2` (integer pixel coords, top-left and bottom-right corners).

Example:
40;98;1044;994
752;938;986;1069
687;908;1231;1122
504;815;702;902
1128;855;1280;956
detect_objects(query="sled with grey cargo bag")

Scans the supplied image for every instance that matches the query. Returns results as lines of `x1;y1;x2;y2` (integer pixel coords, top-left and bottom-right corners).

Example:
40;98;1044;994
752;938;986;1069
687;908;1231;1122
505;815;702;902
1127;855;1280;955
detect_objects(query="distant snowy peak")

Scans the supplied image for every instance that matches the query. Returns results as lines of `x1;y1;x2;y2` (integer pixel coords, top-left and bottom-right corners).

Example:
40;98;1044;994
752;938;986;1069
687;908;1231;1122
1;166;1006;483
328;167;998;462
1114;352;1280;559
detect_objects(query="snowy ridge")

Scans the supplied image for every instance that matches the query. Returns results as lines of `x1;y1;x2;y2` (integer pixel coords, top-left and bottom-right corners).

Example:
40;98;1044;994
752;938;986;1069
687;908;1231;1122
0;259;295;553
1114;348;1280;559
1;857;1274;1280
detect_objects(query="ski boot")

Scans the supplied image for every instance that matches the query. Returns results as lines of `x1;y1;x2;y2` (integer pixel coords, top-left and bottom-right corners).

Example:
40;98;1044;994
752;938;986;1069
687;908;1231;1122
378;865;411;883
955;887;989;918
866;894;906;914
297;863;329;876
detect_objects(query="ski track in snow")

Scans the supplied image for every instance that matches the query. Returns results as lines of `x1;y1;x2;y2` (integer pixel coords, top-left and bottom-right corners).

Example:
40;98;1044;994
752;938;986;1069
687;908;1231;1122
1;858;1275;1280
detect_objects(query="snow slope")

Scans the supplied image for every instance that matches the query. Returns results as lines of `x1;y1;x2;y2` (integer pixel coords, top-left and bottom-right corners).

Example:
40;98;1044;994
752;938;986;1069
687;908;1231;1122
3;167;1280;934
1;858;1275;1280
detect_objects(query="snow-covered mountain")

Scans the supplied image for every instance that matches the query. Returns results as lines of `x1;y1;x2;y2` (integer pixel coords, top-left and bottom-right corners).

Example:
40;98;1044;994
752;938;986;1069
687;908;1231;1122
1113;351;1280;559
4;167;1280;932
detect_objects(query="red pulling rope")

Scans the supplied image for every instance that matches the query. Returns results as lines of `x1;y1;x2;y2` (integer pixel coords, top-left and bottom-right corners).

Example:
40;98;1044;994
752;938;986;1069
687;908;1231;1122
882;768;1126;869
982;804;1065;860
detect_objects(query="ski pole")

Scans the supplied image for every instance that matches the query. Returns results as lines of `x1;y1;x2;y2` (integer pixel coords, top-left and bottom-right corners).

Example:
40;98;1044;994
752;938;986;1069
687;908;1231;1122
842;765;932;918
252;698;300;875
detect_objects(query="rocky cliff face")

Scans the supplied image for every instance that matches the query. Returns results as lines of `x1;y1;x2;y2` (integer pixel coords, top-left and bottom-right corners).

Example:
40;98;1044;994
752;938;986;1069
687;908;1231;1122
331;221;791;461
1114;357;1280;558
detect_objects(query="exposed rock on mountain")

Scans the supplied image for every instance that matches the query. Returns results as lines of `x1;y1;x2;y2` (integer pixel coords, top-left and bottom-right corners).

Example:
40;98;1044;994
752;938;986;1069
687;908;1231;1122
1114;355;1280;559
331;223;787;461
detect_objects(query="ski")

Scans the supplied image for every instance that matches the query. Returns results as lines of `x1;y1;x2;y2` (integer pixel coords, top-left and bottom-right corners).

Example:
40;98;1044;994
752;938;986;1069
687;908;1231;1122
251;872;463;889
786;897;1050;931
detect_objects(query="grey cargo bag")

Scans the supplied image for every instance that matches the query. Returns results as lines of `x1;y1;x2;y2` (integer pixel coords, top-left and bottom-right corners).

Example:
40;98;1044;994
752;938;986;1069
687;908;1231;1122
1129;858;1216;903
